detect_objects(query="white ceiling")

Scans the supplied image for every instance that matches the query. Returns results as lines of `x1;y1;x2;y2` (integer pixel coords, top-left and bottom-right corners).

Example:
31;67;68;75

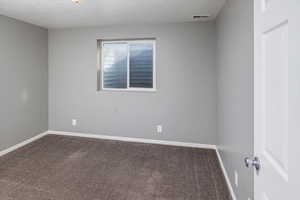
0;0;226;29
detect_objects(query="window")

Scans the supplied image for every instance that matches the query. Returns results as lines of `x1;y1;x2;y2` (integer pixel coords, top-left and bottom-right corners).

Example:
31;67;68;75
98;39;156;91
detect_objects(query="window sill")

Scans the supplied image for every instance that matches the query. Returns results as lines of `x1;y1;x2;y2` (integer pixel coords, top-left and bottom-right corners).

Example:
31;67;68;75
98;88;157;93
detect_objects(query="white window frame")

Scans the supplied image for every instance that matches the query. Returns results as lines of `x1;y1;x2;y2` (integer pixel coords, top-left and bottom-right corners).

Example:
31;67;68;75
99;39;156;92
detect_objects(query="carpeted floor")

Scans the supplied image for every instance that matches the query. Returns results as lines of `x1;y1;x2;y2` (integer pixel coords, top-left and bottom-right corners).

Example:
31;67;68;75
0;135;231;200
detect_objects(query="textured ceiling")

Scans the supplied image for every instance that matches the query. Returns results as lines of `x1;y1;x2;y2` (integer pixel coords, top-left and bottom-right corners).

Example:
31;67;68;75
0;0;226;29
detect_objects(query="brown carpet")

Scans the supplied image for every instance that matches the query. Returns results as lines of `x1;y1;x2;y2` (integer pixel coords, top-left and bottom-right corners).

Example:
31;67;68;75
0;135;231;200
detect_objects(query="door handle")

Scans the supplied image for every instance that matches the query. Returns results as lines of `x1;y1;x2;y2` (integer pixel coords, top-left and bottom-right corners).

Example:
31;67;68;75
244;156;261;172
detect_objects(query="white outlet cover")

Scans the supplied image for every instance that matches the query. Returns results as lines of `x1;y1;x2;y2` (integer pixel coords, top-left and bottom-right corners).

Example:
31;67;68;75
234;171;238;187
156;125;162;133
72;119;77;126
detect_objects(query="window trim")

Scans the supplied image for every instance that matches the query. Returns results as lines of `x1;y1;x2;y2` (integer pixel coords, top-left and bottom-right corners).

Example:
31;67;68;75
97;39;156;92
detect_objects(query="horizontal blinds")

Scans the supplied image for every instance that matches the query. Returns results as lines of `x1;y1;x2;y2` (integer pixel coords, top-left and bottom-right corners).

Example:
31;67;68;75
102;43;127;88
129;43;153;88
102;41;154;90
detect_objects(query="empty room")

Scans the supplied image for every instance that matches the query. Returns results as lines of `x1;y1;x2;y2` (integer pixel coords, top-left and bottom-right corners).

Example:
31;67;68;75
0;0;297;199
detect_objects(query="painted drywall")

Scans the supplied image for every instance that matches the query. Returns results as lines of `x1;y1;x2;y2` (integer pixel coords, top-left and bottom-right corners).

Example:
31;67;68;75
0;15;48;151
49;22;217;144
216;0;254;199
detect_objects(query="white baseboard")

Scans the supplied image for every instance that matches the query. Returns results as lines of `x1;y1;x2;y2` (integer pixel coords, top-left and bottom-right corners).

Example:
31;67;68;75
216;148;237;200
0;130;216;157
0;131;48;157
47;130;217;150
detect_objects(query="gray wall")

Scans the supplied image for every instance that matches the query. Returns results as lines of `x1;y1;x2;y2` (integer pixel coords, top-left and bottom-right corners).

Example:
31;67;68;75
216;0;253;200
49;22;217;144
0;15;48;151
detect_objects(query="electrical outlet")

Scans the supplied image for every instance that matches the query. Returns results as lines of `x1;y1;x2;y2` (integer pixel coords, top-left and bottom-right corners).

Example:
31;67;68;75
156;125;162;133
72;119;77;126
234;170;239;187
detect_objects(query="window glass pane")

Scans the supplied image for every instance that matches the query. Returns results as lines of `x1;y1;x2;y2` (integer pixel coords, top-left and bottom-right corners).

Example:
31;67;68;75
102;43;128;89
129;43;153;88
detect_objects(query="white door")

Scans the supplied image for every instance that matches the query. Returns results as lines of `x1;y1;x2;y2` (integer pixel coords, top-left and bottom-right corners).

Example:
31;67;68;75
254;0;289;200
289;0;300;199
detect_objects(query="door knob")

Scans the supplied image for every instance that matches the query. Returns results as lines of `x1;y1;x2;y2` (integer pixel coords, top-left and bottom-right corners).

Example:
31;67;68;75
244;156;261;172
